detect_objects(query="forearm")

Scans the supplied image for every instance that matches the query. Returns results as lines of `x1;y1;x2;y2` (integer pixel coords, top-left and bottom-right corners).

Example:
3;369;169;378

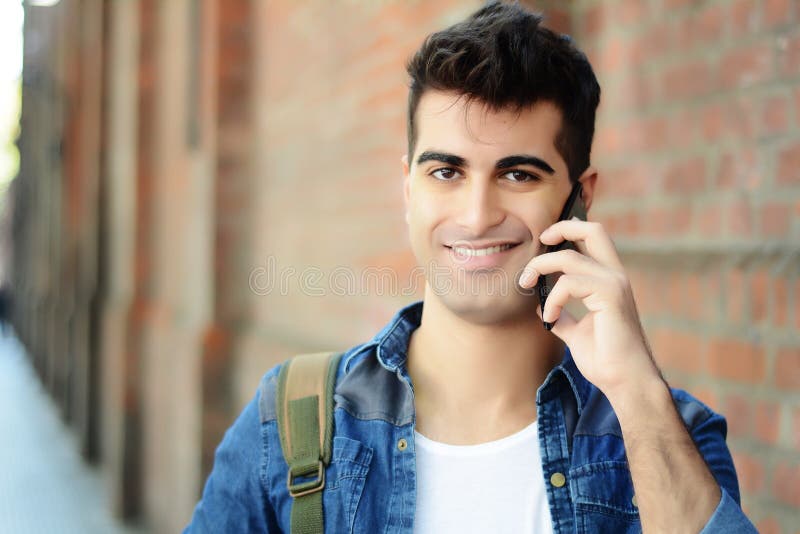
607;374;721;534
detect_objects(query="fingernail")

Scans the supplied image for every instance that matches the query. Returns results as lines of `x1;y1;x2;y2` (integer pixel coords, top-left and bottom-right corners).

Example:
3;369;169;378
519;268;538;287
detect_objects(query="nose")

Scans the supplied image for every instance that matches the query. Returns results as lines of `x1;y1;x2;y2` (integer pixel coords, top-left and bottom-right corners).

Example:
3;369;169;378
454;178;505;235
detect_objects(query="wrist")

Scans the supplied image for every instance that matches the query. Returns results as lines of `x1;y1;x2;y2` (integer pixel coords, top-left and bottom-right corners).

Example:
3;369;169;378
604;372;672;428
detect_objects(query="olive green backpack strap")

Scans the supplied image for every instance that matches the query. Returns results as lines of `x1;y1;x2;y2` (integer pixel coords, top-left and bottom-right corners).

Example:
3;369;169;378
276;351;343;534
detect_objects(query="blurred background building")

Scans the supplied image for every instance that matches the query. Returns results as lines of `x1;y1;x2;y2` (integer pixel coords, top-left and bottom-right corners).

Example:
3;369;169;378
4;0;799;532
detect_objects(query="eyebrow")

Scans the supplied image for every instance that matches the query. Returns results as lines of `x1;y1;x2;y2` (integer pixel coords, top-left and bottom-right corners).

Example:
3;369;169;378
416;150;556;175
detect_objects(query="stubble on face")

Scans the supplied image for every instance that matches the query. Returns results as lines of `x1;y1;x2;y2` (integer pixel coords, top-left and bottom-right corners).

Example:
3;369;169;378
404;91;571;327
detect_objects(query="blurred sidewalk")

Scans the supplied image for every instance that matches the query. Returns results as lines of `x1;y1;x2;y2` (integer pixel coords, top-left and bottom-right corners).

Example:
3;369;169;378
0;329;143;534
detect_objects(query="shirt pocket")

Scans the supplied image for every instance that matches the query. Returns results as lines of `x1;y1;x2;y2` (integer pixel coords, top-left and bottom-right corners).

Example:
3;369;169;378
569;461;641;534
323;436;374;534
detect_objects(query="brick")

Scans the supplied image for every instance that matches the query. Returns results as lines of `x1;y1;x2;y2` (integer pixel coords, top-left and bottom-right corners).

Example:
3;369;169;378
644;116;670;151
771;461;800;507
583;3;608;37
668;110;698;150
724;97;759;142
793;407;800;449
684;273;705;321
618;0;646;26
701;103;724;142
732;451;765;493
754;400;781;444
630;24;671;69
667;272;685;315
729;0;761;35
779;33;800;78
664;0;695;10
663;156;706;193
775;347;800;389
708;338;766;383
725;198;754;237
760;201;792;236
761;94;790;136
619;210;642;236
695;203;722;236
596;34;628;73
795;87;800;127
595;126;623;156
673;205;692;233
716;147;759;189
724;393;753;437
719;42;773;90
796;278;800;331
702;271;722;321
634;272;656;316
652;328;706;373
647;206;670;236
662;60;712;101
680;3;726;50
613;162;650;197
762;0;794;28
755;517;780;534
542;7;571;34
776;142;800;186
750;269;769;322
628;115;669;153
773;276;788;326
725;269;746;323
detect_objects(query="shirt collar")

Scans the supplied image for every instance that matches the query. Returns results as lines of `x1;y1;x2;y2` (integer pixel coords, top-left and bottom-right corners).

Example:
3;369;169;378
355;299;591;414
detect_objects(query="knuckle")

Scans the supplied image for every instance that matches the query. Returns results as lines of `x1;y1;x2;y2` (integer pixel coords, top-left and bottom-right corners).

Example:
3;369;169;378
611;272;629;291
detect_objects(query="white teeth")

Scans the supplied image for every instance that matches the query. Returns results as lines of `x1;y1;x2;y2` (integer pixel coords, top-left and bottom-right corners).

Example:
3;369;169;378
452;244;514;257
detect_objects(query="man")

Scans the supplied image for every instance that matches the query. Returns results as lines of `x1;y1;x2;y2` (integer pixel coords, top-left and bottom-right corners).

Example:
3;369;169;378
186;2;756;532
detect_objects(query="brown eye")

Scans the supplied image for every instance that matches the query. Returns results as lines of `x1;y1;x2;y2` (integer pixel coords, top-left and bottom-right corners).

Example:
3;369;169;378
502;170;539;183
431;168;461;181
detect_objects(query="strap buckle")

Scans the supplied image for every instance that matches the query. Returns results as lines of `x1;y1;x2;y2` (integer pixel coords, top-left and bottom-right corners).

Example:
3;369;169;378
287;460;326;497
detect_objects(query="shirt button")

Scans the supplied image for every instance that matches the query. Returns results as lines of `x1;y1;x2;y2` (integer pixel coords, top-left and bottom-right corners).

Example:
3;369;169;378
632;494;638;507
550;472;566;488
397;438;408;451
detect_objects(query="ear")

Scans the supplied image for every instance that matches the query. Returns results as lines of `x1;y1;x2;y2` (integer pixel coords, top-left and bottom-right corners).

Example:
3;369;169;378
577;166;598;214
401;154;411;224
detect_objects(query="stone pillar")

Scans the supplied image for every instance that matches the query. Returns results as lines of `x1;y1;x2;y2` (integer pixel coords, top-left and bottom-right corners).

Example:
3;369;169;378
98;0;140;518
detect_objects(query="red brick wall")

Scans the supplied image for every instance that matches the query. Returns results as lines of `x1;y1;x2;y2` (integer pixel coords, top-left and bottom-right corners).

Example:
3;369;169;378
576;1;799;531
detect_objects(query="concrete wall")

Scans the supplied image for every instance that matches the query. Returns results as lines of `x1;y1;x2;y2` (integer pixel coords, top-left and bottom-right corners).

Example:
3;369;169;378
10;1;799;532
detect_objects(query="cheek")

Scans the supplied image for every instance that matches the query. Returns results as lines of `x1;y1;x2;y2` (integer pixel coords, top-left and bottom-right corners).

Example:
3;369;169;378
509;198;557;238
406;194;449;253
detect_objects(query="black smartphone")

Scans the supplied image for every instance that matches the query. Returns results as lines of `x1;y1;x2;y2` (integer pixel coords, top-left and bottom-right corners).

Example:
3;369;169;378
536;182;587;330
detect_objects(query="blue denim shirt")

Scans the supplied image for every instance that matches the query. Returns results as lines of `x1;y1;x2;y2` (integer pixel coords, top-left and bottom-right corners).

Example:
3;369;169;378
185;300;756;533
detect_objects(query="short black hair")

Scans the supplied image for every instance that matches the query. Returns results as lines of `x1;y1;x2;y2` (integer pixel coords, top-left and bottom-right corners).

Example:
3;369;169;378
405;0;601;183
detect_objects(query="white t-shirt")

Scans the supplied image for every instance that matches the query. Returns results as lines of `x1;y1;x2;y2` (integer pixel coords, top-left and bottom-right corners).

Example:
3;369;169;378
413;419;554;534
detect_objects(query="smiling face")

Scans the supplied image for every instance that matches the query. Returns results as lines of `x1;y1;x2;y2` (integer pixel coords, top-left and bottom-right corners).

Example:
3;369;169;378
402;90;596;325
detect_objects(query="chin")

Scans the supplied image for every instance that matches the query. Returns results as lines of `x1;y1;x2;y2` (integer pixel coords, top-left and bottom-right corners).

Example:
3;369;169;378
432;283;538;326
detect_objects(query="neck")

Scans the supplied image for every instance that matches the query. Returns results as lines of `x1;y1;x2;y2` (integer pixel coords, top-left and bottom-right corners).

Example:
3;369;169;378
407;290;565;444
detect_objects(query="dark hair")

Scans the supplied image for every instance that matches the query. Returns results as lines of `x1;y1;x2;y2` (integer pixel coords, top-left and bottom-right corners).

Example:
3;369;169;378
405;1;601;183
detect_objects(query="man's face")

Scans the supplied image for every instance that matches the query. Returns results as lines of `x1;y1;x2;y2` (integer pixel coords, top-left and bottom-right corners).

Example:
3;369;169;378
402;89;595;325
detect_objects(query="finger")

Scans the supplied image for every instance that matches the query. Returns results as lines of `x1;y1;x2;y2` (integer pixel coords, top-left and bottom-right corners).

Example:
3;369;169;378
542;273;610;321
540;219;624;270
518;263;540;288
526;248;607;278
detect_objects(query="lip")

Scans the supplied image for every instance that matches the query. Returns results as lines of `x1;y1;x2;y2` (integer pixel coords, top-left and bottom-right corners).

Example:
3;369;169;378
445;240;521;249
444;242;522;270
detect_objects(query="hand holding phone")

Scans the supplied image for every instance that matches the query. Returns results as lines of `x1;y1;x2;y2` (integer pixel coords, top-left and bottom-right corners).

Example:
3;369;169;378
536;182;587;330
